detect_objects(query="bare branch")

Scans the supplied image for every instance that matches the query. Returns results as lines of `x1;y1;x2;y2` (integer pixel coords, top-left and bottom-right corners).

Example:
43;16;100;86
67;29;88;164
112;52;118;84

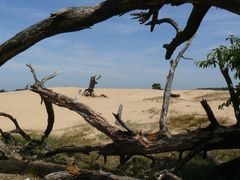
201;99;219;128
173;137;220;173
113;104;135;134
45;169;139;180
30;84;122;141
164;4;210;59
159;35;195;132
40;69;61;85
146;17;180;33
95;74;102;80
131;4;164;31
26;64;55;142
0;1;238;65
27;64;60;88
0;140;22;160
43;144;108;158
26;64;39;83
181;55;194;60
41;99;55;142
0;112;31;141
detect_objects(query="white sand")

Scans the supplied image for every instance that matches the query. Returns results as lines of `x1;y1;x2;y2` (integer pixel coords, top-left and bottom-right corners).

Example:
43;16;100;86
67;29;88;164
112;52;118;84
0;87;235;133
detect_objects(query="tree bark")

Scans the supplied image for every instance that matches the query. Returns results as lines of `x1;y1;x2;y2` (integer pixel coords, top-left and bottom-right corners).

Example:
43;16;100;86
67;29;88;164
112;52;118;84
160;36;194;131
220;67;240;124
0;159;65;177
29;85;240;156
44;169;139;180
83;75;101;96
30;85;121;141
0;113;31;141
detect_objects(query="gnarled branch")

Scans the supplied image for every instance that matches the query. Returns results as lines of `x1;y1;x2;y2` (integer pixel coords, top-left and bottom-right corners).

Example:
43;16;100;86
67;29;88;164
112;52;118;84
0;0;239;65
0;112;31;141
26;64;56;142
163;4;210;59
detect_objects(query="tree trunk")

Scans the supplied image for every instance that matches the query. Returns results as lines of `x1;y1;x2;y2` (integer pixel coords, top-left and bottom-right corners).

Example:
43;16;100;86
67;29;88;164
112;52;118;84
220;67;240;124
83;75;101;96
160;37;194;131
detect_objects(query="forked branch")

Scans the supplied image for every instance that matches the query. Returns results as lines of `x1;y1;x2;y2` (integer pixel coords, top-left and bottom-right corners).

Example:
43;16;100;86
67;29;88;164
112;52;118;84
26;64;56;141
163;4;210;59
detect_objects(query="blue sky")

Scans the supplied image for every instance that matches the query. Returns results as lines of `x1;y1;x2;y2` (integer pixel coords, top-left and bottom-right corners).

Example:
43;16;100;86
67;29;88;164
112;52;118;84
0;1;239;90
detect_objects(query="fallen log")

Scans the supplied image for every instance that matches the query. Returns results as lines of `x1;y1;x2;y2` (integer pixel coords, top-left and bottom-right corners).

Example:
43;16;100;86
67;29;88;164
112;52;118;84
44;169;139;180
29;82;240;156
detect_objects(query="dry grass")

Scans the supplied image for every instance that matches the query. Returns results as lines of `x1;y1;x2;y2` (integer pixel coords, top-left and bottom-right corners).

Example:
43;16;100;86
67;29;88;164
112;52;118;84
143;96;163;103
193;91;229;102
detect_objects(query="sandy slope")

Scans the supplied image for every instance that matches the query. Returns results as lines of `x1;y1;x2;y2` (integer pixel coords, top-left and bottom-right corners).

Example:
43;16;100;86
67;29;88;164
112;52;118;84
0;87;235;133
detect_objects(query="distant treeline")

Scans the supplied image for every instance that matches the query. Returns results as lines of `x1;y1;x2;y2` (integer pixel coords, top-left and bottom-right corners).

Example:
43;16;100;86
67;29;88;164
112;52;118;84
196;87;228;90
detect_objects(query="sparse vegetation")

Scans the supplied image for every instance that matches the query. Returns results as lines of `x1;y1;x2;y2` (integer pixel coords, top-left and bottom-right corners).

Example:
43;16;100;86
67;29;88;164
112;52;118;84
0;1;239;179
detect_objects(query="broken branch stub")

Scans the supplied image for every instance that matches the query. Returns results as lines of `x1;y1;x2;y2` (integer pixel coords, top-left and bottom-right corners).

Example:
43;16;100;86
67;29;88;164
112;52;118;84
113;104;134;134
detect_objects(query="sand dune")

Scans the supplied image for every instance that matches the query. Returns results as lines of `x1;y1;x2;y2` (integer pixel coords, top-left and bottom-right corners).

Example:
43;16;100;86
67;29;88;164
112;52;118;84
0;87;235;133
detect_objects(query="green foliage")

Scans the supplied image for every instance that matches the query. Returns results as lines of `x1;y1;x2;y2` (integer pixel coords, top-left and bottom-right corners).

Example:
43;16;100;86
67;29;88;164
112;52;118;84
195;35;240;79
196;35;240;109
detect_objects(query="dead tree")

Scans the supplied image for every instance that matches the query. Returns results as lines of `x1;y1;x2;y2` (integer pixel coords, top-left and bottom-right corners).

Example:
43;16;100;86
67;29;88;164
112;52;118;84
83;75;101;96
27;71;240;178
0;1;239;179
0;64;240;179
159;37;194;132
146;17;195;133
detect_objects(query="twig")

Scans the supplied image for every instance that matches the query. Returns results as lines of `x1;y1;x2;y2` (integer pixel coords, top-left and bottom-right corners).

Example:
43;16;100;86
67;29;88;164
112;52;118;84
181;55;194;60
26;64;61;87
146;17;180;33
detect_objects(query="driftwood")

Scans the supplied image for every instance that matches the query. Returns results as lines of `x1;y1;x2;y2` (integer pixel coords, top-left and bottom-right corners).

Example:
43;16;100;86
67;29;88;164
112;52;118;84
170;93;180;98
